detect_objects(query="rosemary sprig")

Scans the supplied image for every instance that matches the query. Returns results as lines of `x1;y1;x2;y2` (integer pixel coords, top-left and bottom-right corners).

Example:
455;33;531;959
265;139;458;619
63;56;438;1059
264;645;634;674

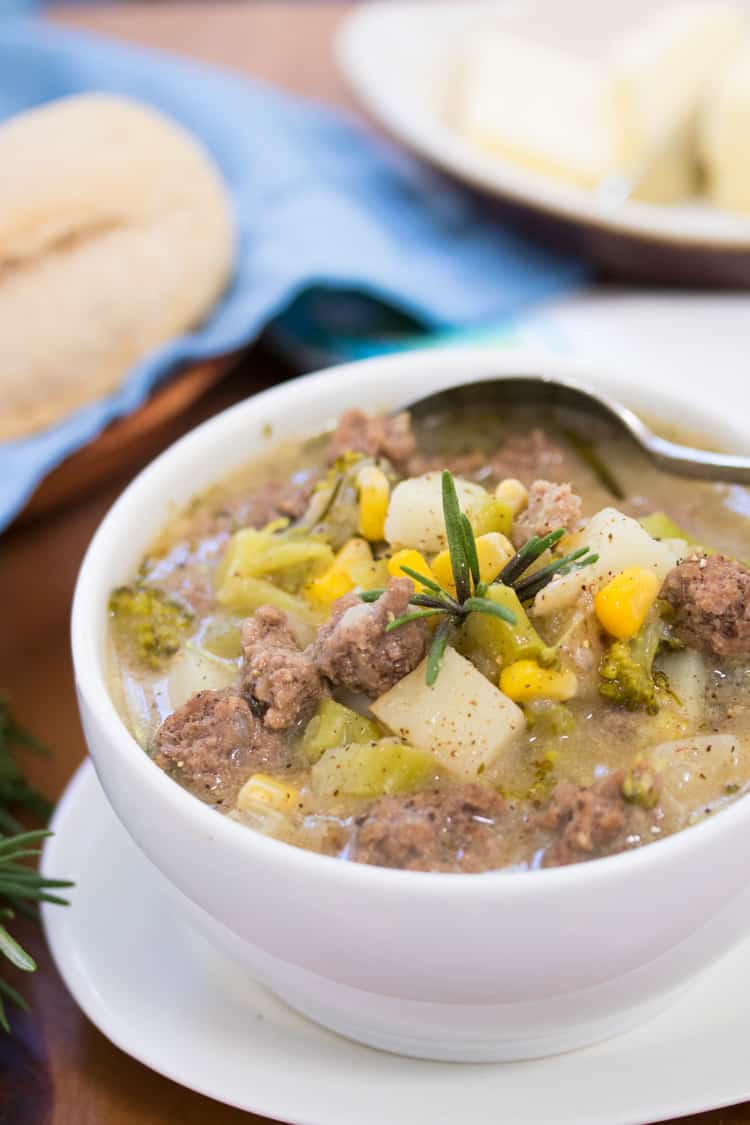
361;471;600;684
0;700;71;1032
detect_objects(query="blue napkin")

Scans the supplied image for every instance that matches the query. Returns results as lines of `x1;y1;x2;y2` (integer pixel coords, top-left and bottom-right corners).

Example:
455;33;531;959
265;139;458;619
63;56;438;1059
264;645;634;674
0;20;587;531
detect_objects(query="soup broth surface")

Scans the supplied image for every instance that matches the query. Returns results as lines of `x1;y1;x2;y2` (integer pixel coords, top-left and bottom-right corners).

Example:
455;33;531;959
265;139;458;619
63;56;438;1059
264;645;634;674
109;402;750;873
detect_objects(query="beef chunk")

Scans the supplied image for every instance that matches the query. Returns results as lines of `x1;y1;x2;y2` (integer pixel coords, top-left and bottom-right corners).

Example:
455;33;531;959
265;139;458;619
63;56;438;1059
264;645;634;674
241;479;315;529
490;429;568;485
313;577;426;696
512;479;583;547
329;409;416;472
241;606;324;730
353;783;507;872
661;554;750;657
536;772;653;866
154;690;289;805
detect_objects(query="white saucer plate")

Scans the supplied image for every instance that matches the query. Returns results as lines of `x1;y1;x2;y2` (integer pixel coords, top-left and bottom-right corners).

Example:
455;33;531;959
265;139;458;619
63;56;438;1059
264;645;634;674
42;761;750;1125
336;0;750;251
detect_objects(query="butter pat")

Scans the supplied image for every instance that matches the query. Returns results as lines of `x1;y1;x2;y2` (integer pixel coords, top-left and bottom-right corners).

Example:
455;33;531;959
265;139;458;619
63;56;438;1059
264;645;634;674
454;31;616;188
701;49;750;212
455;4;744;202
610;2;743;194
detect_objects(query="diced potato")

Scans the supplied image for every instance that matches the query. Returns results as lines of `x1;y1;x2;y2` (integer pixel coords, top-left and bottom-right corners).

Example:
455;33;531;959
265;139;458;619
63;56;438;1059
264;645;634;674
384;472;490;553
371;646;525;778
301;699;381;764
167;643;237;710
533;507;686;618
311;739;437;798
651;734;747;825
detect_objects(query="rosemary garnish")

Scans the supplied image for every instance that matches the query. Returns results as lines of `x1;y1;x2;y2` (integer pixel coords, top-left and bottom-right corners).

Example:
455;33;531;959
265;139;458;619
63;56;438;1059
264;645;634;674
361;471;598;684
0;700;72;1032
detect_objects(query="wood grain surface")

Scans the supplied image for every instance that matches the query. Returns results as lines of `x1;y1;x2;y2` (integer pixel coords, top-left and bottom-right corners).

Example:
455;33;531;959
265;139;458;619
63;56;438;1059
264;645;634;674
0;4;747;1123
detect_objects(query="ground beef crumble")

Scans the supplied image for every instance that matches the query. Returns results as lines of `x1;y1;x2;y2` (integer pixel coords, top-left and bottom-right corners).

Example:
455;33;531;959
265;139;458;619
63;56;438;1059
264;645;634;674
353;783;508;872
661;554;750;657
535;771;654;866
512;479;583;547
240;606;325;730
154;689;290;805
329;409;416;472
313;577;427;696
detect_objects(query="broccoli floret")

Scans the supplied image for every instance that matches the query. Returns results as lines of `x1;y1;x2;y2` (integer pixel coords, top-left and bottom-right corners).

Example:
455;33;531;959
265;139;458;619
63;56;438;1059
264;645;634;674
621;758;661;809
598;613;674;714
109;585;192;668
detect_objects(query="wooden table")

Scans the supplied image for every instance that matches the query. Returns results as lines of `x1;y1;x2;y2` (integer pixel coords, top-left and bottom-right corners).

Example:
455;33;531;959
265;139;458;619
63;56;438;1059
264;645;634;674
0;4;746;1123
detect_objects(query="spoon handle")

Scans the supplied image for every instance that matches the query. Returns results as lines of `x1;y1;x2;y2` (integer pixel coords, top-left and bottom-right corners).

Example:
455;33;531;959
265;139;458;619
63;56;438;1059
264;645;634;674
642;434;750;484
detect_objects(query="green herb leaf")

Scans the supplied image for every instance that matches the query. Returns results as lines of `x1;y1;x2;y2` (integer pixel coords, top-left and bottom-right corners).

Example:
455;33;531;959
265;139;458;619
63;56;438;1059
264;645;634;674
498;528;566;587
0;925;35;973
441;471;471;604
360;588;386;603
460;512;480;588
397;564;445;596
385;609;445;632
426;618;454;687
463;597;517;624
514;548;599;602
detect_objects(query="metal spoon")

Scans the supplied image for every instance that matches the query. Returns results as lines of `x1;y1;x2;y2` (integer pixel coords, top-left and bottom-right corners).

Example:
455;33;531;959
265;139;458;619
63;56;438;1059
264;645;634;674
400;375;750;484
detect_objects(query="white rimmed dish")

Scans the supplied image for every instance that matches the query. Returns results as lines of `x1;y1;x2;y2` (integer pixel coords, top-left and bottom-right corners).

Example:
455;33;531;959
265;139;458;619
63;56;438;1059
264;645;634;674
71;346;750;1062
336;1;750;284
41;759;750;1124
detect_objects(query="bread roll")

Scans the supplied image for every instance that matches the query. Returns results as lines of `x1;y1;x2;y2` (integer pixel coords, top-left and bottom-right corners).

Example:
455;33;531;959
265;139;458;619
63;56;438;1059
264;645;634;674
0;94;234;440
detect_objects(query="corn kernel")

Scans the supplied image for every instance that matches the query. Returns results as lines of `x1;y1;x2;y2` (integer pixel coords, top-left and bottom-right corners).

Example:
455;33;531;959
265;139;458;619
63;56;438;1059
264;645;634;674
473;497;513;537
388;548;436;586
237;774;300;813
594;567;661;640
431;533;514;596
495;478;528;516
475;532;515;584
305;538;373;606
357;466;390;541
500;659;578;703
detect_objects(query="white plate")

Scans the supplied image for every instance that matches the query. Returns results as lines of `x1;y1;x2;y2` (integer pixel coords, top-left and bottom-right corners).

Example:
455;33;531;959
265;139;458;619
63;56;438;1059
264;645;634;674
42;760;750;1125
336;0;750;250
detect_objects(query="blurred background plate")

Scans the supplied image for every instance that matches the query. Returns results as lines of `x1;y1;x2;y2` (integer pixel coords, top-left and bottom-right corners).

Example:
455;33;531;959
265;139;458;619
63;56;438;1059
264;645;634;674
18;355;235;525
337;0;750;286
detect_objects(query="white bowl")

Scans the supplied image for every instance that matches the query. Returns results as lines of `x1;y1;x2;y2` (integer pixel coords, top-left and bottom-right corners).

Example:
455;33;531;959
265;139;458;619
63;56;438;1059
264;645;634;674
72;347;750;1062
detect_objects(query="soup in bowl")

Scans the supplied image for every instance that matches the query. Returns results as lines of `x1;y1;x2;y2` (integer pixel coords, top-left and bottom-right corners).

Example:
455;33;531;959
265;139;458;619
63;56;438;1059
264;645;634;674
72;349;750;1061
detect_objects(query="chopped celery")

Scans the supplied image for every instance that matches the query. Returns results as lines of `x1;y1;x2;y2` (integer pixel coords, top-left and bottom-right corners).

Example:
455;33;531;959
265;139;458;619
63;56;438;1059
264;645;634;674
640;511;716;557
216;573;320;622
311;739;437;798
200;618;243;659
301;699;381;764
524;699;576;737
460;585;556;673
472;497;513;538
216;526;334;594
639;512;689;541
